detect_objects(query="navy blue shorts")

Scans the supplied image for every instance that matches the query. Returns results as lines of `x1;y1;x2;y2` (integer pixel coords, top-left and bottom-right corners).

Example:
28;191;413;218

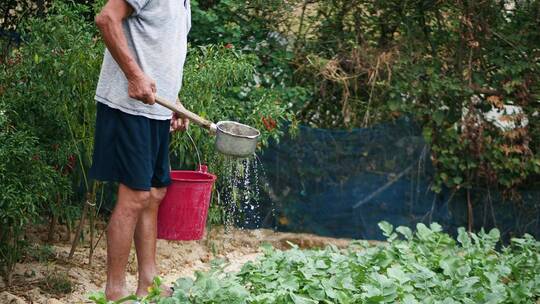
89;102;172;191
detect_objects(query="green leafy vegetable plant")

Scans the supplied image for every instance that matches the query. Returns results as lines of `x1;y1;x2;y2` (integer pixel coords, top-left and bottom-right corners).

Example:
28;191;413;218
90;222;540;303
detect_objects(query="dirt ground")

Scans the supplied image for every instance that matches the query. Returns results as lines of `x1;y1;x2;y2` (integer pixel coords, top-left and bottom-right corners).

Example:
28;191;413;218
0;226;351;304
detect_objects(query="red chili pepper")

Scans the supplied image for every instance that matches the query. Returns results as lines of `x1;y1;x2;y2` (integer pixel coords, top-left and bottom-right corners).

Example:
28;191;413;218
68;155;76;168
269;117;277;129
262;116;269;130
63;154;77;174
262;116;276;131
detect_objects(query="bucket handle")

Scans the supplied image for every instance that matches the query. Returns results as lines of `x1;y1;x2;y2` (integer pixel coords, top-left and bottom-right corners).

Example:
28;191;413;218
185;131;202;170
173;123;206;173
185;130;210;173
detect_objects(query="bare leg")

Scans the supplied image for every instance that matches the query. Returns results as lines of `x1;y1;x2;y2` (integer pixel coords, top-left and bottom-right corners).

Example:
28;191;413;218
134;187;167;296
106;184;151;301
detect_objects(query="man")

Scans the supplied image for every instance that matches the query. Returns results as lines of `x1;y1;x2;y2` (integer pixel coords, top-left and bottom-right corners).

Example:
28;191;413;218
90;0;191;300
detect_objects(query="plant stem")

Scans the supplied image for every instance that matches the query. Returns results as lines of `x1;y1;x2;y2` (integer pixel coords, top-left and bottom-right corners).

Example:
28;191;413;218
467;188;473;233
89;203;95;266
47;213;57;243
47;194;61;243
69;189;95;260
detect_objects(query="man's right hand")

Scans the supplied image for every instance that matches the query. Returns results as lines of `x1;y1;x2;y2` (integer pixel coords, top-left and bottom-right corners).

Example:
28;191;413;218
128;73;156;105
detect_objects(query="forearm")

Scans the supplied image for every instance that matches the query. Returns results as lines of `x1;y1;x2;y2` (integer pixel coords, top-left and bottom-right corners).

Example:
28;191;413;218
95;0;155;104
95;13;142;80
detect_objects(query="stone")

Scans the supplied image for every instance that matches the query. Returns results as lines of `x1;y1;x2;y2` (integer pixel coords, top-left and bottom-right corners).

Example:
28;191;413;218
0;291;27;304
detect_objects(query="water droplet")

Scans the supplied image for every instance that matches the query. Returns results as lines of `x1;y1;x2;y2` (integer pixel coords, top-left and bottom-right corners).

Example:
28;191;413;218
217;153;272;231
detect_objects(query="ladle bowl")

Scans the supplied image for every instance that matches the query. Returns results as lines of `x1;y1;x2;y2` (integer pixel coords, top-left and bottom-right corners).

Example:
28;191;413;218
154;96;261;158
215;121;260;158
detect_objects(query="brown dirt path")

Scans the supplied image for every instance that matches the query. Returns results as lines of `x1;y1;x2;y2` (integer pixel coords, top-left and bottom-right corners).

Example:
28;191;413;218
1;227;351;303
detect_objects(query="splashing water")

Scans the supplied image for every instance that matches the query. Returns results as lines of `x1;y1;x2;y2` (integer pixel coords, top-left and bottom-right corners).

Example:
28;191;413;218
173;131;272;231
254;153;276;229
220;153;272;231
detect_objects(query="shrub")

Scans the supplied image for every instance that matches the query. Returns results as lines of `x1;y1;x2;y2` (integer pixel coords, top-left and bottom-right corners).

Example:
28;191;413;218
189;0;540;209
0;1;101;282
188;0;311;125
0;106;67;285
0;1;295;262
170;45;294;225
172;45;292;165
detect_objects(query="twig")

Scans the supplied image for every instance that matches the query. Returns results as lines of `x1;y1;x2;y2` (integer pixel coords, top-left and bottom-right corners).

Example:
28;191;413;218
90;225;107;257
468;83;501;95
69;197;88;260
353;164;413;209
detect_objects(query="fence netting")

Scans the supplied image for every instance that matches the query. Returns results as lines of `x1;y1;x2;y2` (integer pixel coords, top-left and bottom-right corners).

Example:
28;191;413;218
255;118;540;241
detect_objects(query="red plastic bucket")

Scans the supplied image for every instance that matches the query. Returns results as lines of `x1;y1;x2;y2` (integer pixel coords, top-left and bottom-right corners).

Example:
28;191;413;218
157;165;217;241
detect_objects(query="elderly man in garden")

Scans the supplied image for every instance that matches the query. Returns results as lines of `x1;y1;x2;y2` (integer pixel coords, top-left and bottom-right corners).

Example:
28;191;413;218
89;0;191;300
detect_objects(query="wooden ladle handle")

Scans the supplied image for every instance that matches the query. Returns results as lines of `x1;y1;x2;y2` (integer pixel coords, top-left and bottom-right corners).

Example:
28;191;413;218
154;96;217;133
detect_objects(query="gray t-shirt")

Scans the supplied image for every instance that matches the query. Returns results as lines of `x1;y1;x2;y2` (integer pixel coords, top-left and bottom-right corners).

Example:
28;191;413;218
95;0;191;120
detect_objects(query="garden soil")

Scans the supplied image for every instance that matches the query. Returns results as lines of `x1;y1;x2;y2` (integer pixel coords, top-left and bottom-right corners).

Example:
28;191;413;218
1;225;351;303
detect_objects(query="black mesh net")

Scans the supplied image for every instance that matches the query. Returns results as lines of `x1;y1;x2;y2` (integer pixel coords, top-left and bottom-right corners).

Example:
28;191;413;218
256;118;540;241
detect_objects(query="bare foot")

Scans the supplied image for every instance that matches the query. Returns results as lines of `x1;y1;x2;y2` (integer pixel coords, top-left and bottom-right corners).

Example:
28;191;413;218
105;286;129;301
136;279;173;297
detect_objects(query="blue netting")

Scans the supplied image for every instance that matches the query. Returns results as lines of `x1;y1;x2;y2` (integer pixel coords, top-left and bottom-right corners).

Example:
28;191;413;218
256;118;540;241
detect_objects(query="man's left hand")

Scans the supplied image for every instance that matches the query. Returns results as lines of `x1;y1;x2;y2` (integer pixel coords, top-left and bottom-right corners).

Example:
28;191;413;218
171;112;189;132
170;99;190;132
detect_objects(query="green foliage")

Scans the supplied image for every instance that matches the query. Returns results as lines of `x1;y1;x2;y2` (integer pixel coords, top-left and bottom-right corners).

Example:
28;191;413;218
0;1;101;283
190;0;299;79
190;0;540;195
29;244;56;263
0;0;297;278
189;0;311;122
172;45;292;166
90;222;540;303
39;271;74;295
0;0;100;30
170;45;294;224
376;1;540;193
1;0;102;192
0;105;67;284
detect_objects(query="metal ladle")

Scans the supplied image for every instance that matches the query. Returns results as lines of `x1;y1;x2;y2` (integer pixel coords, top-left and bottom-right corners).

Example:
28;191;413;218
155;96;260;158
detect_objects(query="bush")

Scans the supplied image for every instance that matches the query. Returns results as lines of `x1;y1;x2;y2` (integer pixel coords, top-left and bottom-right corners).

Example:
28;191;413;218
170;44;294;225
0;107;67;285
0;1;296;274
188;0;312;124
172;45;292;165
0;1;101;282
189;0;540;202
